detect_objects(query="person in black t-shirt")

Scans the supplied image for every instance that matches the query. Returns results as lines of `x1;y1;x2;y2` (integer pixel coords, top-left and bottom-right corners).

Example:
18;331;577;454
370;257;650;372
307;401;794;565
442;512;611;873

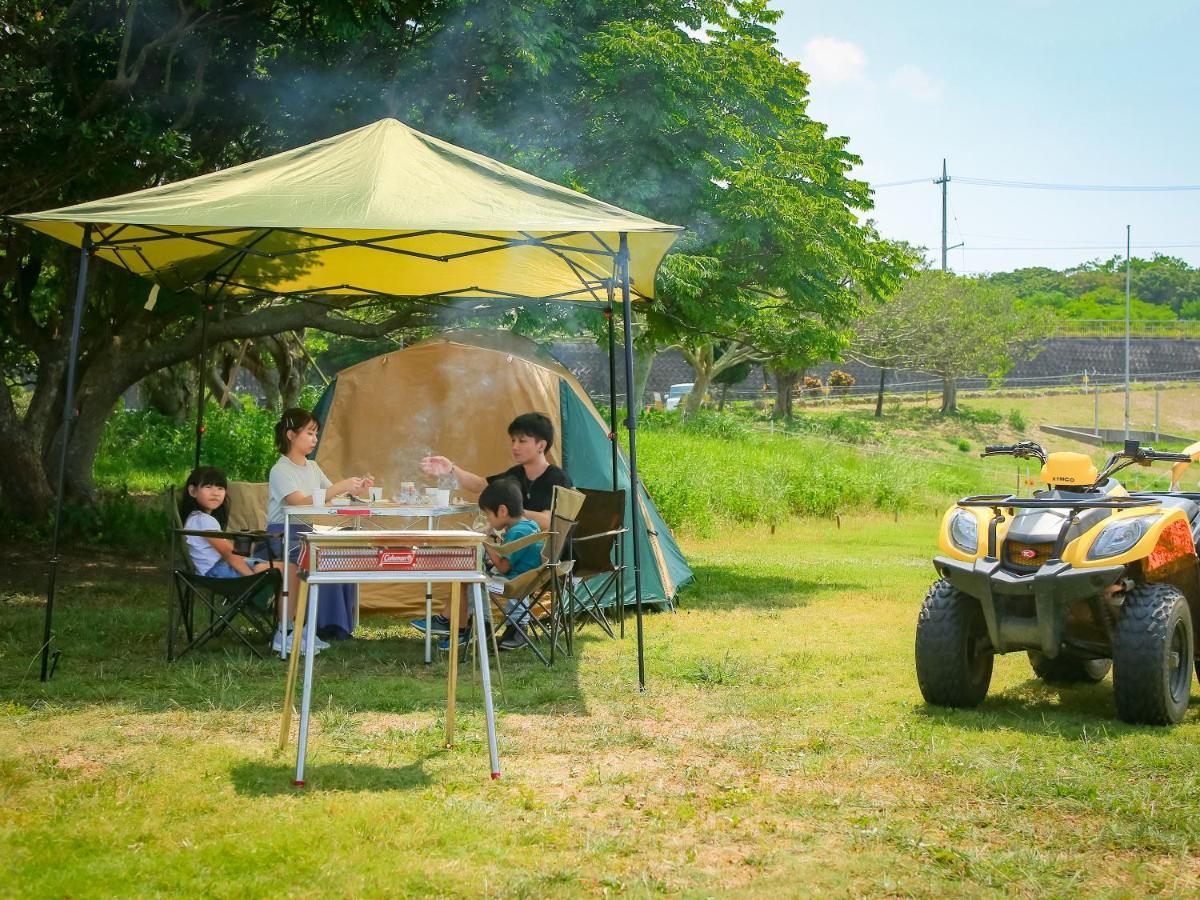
422;412;572;530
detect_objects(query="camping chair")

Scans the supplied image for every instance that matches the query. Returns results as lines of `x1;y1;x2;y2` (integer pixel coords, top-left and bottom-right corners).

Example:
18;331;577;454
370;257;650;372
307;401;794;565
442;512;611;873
563;488;626;643
166;487;282;662
486;485;584;666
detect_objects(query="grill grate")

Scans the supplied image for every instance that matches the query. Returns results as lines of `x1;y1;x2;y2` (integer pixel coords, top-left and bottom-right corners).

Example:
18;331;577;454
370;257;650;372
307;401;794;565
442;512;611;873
312;546;476;573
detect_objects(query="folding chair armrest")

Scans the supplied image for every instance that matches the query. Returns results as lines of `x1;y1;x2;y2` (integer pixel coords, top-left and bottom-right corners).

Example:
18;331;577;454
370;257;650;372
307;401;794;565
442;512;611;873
572;528;627;543
175;528;272;542
485;530;552;556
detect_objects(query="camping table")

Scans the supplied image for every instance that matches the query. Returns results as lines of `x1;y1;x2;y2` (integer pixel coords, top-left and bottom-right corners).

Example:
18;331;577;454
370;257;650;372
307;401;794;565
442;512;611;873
280;501;479;662
279;529;498;785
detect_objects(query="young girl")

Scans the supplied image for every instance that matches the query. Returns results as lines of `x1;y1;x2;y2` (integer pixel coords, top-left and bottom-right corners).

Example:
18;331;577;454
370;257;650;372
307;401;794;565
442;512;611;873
267;408;374;646
181;467;276;580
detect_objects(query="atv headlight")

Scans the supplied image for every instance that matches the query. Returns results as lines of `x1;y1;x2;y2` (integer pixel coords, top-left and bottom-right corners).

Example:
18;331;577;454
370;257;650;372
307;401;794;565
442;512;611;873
949;510;979;553
1087;515;1160;560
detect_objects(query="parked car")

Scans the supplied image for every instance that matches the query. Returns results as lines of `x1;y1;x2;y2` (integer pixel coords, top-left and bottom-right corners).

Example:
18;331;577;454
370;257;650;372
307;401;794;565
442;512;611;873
664;382;694;412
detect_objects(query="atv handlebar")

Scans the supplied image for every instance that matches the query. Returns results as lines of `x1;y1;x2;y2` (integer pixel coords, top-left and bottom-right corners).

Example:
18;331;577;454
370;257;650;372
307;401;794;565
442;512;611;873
980;441;1047;463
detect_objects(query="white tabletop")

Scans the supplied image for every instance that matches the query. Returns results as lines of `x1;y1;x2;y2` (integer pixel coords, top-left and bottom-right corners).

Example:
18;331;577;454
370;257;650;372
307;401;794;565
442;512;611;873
285;502;478;516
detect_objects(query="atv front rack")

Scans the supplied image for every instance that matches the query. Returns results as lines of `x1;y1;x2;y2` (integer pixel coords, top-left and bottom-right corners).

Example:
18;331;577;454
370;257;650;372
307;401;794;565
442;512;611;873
956;494;1162;560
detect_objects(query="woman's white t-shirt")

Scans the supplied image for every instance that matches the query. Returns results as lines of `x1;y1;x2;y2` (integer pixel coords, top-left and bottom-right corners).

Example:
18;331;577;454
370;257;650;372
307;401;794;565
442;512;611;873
184;510;222;574
268;455;331;524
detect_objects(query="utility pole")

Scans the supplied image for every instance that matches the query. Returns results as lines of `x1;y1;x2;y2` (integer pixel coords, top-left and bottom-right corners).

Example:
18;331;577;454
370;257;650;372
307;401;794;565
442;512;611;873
935;159;963;271
1124;225;1132;440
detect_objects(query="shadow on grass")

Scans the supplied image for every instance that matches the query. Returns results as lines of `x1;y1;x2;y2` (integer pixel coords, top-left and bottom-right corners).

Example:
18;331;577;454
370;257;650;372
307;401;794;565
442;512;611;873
913;677;1199;737
0;586;588;717
230;757;433;795
682;563;860;612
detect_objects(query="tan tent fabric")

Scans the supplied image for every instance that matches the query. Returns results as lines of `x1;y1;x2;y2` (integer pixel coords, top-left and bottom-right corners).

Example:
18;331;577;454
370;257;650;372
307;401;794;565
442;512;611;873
12;119;681;303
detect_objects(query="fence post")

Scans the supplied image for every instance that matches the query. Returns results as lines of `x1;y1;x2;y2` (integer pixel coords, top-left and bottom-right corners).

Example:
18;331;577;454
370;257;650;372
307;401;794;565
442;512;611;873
1094;382;1100;437
1155;383;1161;441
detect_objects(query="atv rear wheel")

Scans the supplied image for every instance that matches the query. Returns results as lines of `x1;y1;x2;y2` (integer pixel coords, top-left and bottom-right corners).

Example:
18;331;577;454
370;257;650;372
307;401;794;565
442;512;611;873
916;579;994;708
1027;651;1111;684
1112;582;1194;725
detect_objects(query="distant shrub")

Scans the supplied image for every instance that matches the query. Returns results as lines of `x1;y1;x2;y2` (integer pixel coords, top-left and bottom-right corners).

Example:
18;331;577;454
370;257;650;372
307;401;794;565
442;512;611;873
954;405;1003;425
1007;408;1028;432
680;410;749;441
957;438;971;452
803;375;822;390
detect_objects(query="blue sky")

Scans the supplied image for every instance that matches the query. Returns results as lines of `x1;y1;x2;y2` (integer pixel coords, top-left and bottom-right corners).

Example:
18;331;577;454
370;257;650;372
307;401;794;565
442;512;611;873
772;1;1200;273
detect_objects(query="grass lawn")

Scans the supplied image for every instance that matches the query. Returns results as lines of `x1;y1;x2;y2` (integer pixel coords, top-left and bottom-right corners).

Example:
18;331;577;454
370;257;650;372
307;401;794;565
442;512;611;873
3;517;1199;897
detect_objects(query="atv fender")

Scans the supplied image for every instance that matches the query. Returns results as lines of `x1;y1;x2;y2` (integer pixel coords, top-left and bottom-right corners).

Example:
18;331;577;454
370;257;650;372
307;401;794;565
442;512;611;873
933;556;1125;657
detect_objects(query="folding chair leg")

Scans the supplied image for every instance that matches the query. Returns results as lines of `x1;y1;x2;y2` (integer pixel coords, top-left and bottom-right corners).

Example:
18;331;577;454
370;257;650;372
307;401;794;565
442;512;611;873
493;595;551;667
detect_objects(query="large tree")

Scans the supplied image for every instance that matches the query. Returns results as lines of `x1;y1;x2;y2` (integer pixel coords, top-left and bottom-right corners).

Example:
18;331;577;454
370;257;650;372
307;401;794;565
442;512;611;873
893;272;1049;414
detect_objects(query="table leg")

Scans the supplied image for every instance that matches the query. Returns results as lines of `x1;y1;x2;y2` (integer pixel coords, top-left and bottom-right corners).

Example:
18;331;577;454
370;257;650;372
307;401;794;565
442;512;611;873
424;584;433;665
472;582;501;779
445;581;461;747
278;578;310;752
280;515;291;659
295;583;320;786
424;514;434;665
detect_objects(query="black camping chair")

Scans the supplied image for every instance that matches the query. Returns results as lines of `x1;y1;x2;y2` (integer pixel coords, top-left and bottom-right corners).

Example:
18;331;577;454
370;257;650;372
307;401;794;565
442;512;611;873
167;487;281;661
563;488;627;643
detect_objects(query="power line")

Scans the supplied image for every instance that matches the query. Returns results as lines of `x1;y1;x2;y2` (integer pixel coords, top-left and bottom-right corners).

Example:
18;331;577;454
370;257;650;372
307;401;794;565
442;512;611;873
956;177;1200;192
874;175;1200;192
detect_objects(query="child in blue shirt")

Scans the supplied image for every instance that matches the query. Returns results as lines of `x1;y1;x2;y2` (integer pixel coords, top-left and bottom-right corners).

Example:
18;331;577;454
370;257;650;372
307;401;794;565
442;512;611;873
479;477;544;651
411;477;543;651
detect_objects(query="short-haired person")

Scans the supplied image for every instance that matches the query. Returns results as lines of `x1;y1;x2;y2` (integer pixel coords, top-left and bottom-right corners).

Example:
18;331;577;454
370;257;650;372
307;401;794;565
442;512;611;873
411;477;544;651
421;412;572;531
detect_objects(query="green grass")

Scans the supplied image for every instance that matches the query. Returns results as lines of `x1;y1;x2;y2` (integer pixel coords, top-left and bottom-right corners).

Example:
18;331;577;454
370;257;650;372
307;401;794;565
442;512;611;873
3;519;1199;895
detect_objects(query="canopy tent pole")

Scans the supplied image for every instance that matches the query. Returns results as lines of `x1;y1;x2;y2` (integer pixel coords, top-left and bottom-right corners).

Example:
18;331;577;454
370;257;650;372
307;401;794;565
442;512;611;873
193;303;209;469
41;226;93;681
605;282;626;639
618;233;646;690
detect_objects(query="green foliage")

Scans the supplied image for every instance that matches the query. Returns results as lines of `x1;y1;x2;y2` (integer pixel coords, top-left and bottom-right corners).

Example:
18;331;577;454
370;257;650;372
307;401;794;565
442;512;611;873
989;256;1200;315
637;425;981;536
956;438;971;453
1016;287;1177;321
1007;408;1028;432
96;401;278;490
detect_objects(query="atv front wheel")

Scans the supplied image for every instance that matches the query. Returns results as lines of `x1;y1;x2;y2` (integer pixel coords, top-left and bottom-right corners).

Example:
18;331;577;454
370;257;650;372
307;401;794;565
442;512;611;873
1112;582;1194;725
916;580;994;708
1027;651;1111;684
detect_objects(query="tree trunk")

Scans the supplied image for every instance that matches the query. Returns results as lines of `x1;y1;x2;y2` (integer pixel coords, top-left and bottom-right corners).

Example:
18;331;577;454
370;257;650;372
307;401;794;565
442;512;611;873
940;376;958;414
0;385;55;520
772;368;799;420
875;367;888;418
718;382;730;411
144;366;191;420
632;341;655;411
683;368;713;418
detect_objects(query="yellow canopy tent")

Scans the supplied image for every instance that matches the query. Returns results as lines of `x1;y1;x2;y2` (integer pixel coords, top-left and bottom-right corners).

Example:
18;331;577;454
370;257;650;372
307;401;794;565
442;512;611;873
12;117;682;686
12;118;679;303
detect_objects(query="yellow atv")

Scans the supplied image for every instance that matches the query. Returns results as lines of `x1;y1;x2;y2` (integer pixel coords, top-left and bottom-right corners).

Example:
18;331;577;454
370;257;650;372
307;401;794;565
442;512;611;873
916;440;1200;725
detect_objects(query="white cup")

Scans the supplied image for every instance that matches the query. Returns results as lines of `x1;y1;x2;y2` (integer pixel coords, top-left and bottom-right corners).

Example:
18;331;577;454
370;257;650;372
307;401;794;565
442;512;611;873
312;488;326;506
369;486;383;502
435;488;451;507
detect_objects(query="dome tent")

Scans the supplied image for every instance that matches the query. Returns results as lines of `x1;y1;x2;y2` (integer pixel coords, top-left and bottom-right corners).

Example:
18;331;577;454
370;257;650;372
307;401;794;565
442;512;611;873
310;329;691;615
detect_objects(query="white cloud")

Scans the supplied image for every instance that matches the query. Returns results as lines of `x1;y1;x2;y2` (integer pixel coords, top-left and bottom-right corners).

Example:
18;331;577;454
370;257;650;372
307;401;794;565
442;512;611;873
801;37;869;86
888;64;944;102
